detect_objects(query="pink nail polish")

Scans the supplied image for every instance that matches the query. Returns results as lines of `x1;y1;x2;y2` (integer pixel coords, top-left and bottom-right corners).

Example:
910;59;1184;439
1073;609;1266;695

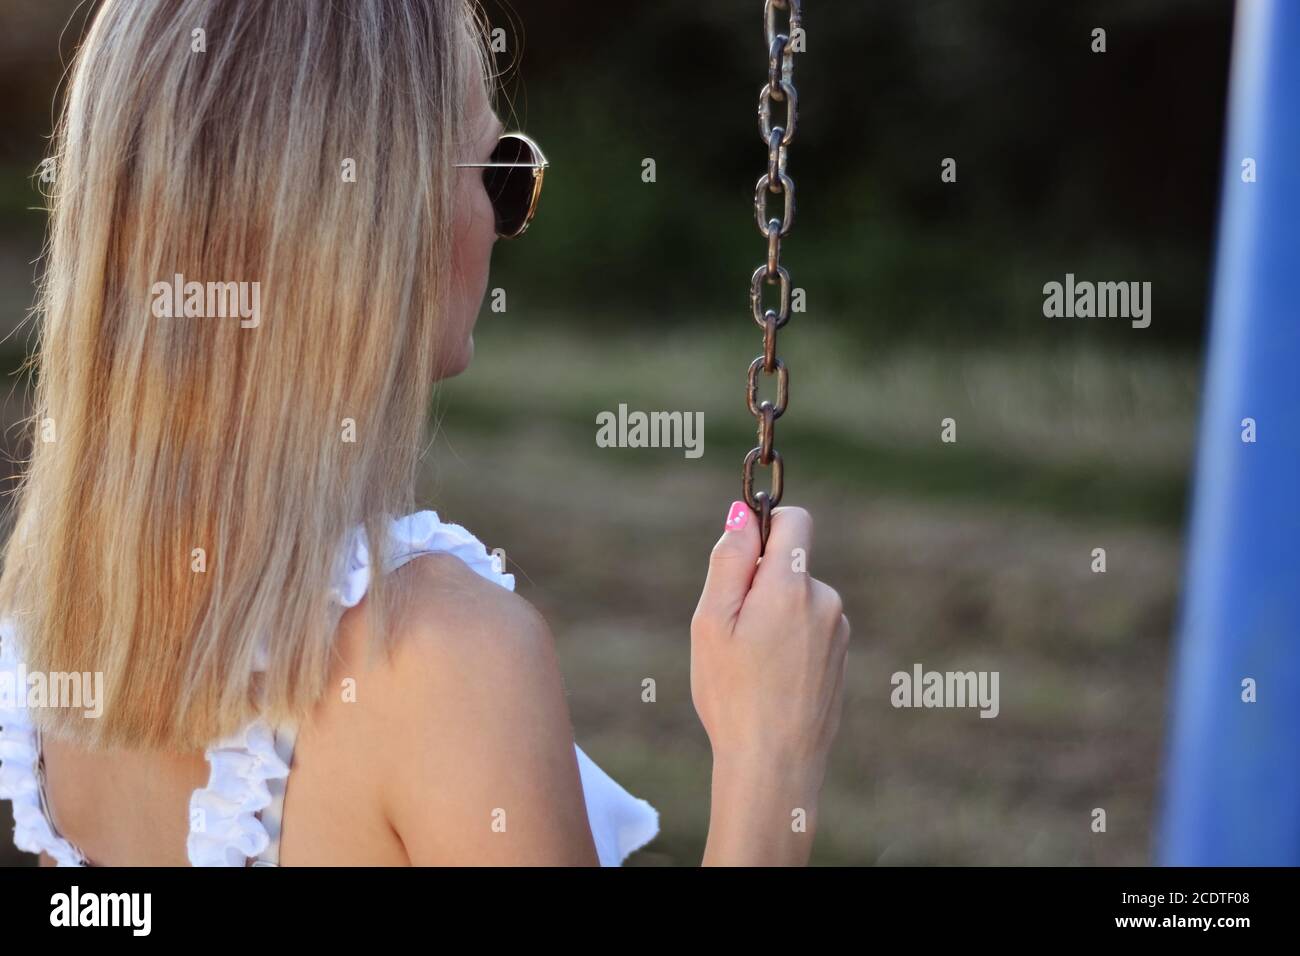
725;501;749;532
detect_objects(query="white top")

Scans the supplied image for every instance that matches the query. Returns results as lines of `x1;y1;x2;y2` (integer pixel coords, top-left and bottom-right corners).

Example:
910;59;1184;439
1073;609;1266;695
0;510;659;866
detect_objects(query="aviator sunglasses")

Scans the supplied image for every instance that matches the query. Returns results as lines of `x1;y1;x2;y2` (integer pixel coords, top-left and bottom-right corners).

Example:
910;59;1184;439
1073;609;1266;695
455;132;549;239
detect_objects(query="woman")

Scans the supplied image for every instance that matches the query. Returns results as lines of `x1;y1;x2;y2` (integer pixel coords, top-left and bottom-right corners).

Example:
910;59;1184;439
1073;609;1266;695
0;0;848;867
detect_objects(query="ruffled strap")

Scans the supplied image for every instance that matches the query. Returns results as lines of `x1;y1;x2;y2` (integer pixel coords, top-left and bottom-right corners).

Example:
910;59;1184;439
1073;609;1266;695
333;511;659;865
0;619;88;866
4;511;658;867
187;721;291;867
189;511;516;866
329;510;516;607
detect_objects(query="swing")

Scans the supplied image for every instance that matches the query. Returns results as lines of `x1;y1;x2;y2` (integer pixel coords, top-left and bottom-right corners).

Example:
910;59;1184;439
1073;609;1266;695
743;0;801;554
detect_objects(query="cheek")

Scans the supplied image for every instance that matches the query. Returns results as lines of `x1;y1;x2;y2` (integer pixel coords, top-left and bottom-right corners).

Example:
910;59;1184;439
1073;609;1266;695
438;174;496;376
450;176;495;307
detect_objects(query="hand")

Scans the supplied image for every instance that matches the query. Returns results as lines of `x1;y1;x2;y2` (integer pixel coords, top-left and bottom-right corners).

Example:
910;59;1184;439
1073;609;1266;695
691;502;850;798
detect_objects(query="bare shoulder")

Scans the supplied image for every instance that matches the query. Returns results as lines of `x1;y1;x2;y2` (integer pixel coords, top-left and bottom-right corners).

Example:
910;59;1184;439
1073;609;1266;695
385;551;555;679
323;552;597;865
327;551;560;740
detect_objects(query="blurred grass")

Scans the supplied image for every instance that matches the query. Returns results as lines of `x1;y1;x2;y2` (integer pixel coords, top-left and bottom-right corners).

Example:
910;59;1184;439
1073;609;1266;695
437;316;1196;523
417;318;1193;865
0;316;1196;866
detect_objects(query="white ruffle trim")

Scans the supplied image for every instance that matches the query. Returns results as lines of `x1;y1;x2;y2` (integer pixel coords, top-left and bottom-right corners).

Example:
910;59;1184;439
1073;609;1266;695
187;721;290;867
328;510;658;864
575;745;660;866
3;511;657;867
0;620;87;866
329;510;516;607
188;511;508;867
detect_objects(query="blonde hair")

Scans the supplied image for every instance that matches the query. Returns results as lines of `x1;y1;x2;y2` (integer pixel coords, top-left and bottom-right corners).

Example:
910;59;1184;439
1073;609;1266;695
0;0;492;749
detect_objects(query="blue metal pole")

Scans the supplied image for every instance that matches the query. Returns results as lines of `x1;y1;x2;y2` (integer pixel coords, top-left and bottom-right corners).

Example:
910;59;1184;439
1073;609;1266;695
1159;0;1300;865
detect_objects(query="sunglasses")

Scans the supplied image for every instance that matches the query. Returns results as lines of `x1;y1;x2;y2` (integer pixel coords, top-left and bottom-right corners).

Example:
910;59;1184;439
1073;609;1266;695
455;132;549;239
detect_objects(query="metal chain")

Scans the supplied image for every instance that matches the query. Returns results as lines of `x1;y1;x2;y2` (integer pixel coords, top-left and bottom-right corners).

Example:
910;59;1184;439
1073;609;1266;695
743;0;800;554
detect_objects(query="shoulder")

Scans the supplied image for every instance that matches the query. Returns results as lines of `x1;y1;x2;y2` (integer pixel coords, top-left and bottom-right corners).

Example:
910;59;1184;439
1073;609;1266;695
384;550;554;677
328;551;559;737
322;552;597;864
358;552;569;736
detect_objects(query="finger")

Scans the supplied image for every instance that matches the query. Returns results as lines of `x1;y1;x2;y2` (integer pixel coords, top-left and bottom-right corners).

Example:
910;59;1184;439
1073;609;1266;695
695;500;762;631
753;505;813;587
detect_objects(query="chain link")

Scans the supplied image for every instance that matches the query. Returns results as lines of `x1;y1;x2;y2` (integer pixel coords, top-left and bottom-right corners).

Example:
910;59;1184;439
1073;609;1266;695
743;0;801;553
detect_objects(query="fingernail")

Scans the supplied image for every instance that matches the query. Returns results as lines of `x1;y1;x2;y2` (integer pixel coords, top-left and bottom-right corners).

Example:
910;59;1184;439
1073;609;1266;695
724;501;749;532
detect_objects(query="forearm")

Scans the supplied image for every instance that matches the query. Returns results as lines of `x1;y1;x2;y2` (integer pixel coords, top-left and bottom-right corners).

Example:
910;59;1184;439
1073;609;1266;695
702;753;823;866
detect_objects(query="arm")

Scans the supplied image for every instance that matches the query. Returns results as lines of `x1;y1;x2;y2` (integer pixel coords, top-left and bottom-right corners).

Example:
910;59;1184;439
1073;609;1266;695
703;753;824;867
378;554;599;866
693;504;850;867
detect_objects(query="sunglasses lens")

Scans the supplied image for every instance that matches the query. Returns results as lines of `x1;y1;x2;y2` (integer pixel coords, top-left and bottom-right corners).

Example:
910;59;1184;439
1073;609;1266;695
484;135;538;237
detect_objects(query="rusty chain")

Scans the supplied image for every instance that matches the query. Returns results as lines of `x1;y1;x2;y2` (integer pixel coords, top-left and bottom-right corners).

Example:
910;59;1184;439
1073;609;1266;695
743;0;800;554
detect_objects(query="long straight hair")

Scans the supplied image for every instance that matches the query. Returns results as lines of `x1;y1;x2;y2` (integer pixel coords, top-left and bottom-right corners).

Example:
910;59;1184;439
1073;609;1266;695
0;0;492;750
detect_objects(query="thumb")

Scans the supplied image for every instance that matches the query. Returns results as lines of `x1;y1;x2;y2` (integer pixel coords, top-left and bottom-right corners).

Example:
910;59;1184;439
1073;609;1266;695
695;500;762;631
